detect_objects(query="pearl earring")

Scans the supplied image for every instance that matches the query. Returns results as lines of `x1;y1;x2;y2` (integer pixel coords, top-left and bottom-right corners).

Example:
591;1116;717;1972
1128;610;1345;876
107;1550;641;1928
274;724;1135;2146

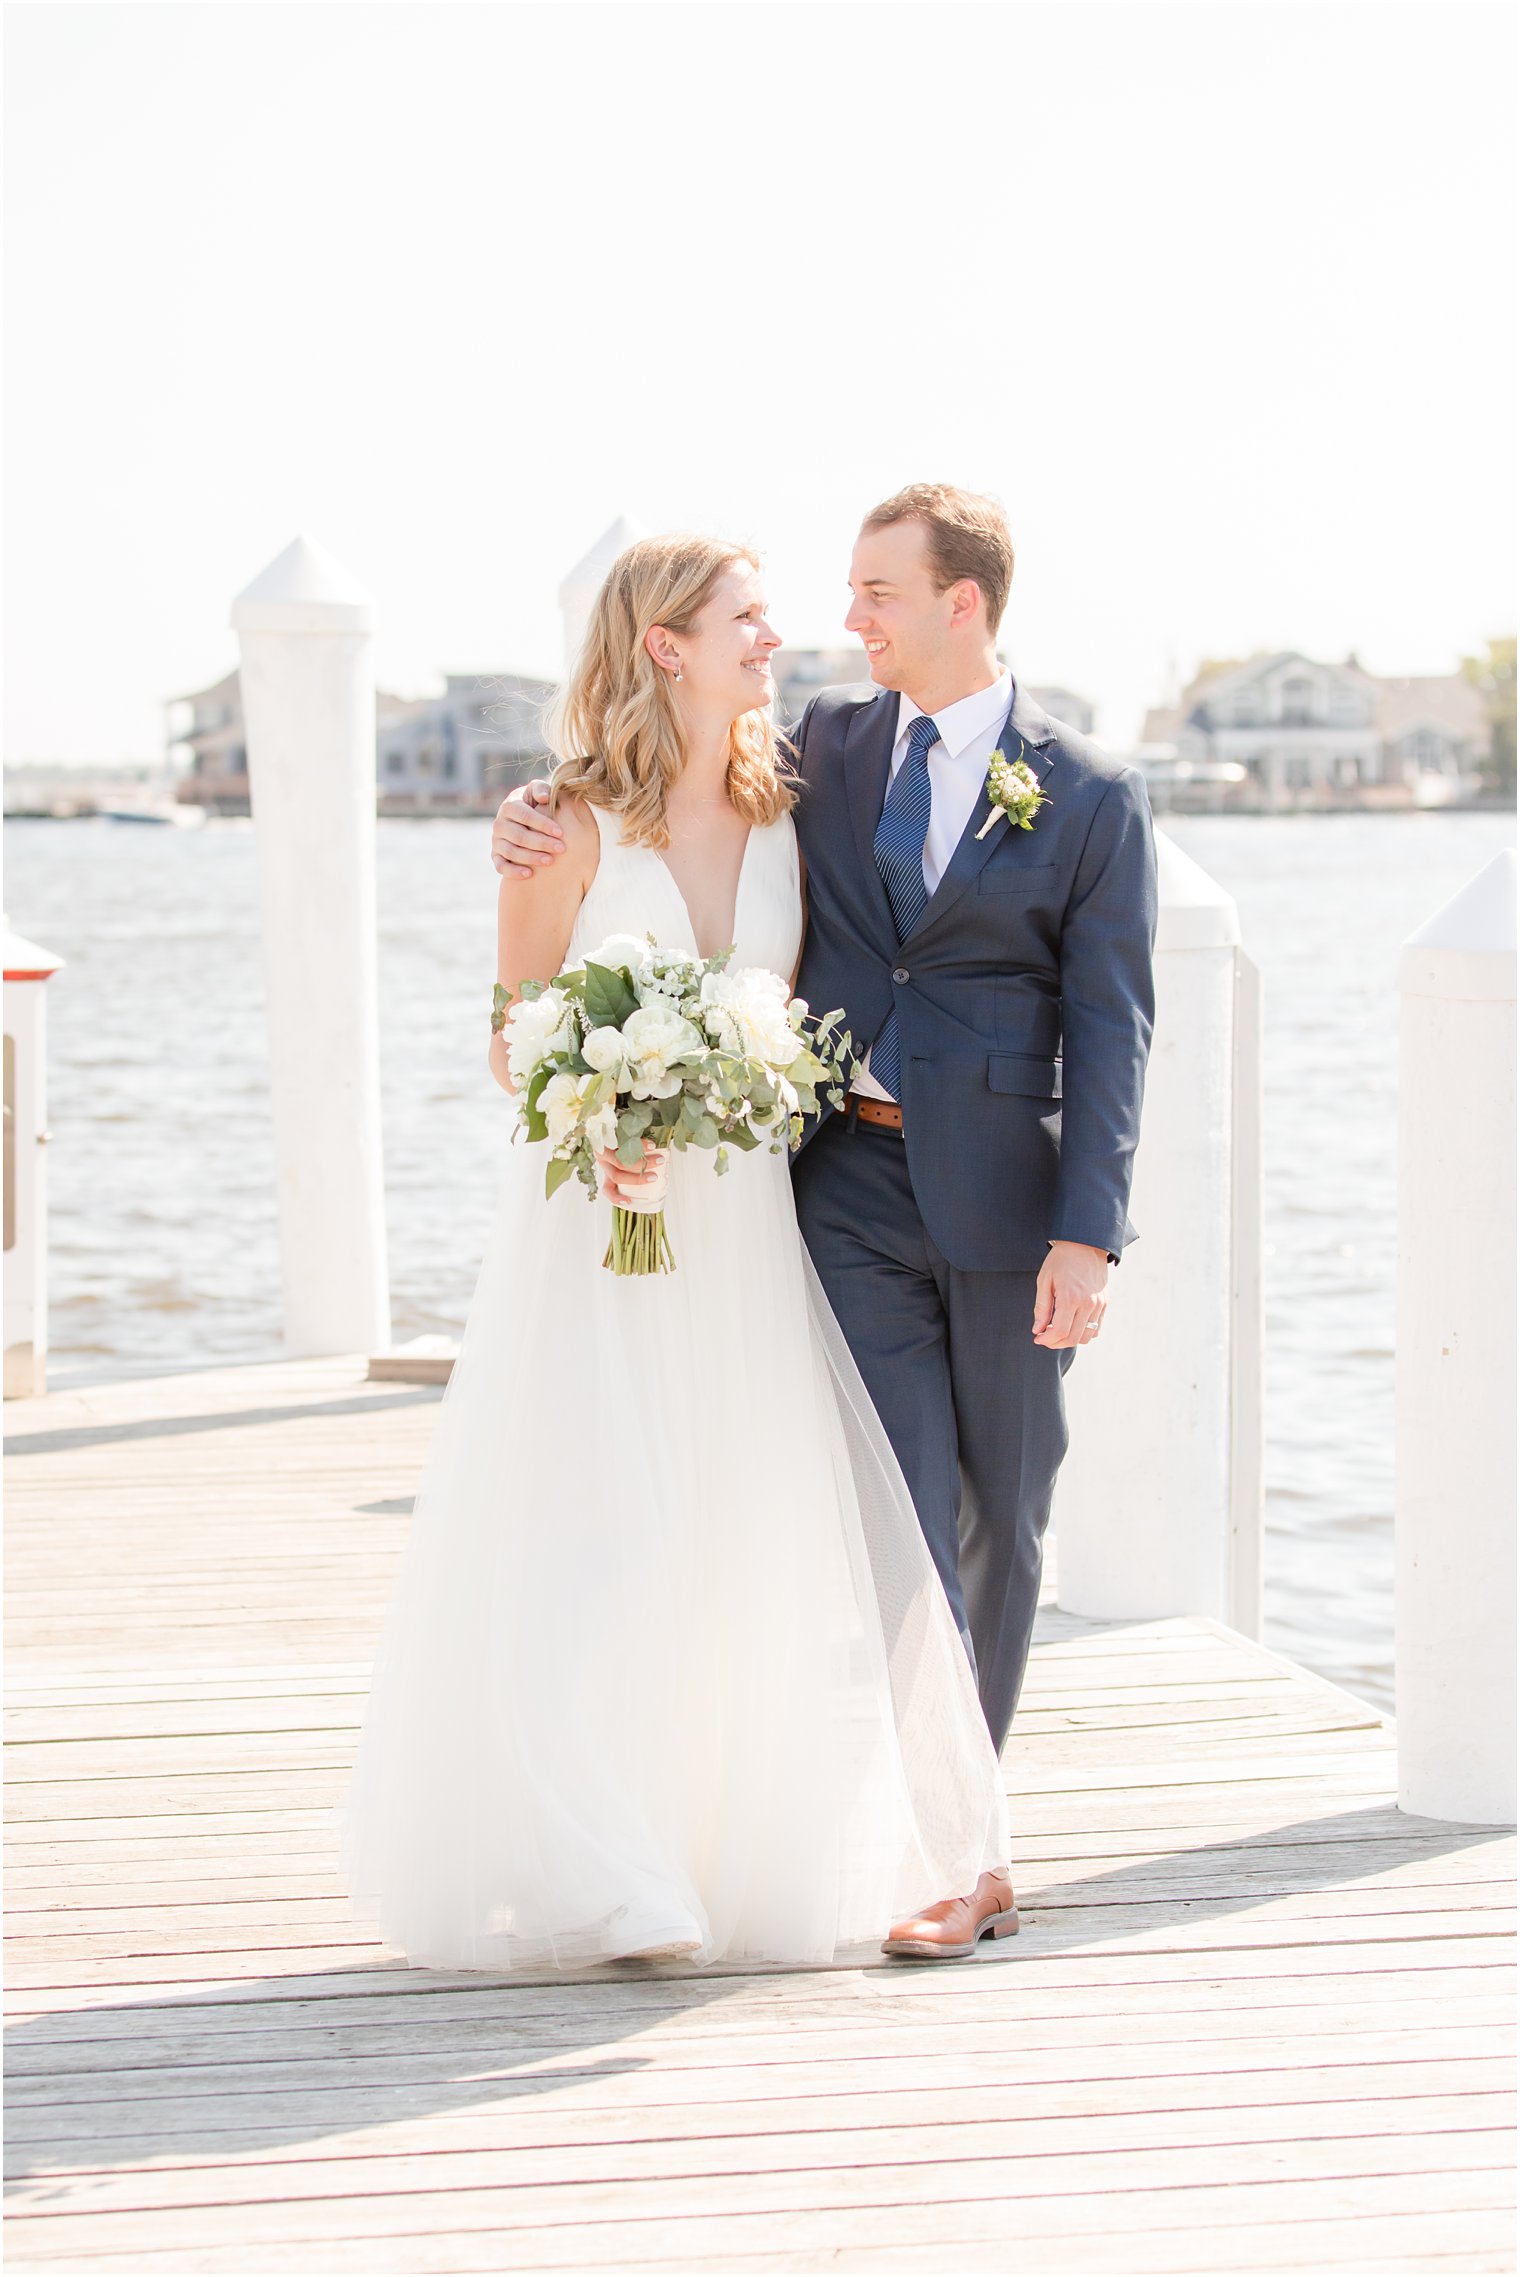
673;665;684;683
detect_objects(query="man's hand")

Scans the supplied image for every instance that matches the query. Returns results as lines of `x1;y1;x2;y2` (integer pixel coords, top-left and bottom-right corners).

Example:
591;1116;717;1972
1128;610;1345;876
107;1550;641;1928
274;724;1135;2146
1033;1241;1110;1349
491;779;562;878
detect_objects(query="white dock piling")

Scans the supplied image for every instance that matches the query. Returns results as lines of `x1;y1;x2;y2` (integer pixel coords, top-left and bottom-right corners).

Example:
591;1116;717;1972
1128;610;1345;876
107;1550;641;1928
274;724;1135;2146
1053;830;1265;1632
232;536;391;1358
2;920;65;1398
558;515;642;676
1396;847;1516;1826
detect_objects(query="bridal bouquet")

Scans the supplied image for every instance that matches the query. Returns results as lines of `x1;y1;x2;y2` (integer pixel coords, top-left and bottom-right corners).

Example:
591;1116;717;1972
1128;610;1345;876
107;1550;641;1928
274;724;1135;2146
494;935;856;1275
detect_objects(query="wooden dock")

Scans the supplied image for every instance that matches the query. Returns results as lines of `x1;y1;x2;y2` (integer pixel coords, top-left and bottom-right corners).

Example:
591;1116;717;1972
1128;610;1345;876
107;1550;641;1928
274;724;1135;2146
5;1354;1515;2275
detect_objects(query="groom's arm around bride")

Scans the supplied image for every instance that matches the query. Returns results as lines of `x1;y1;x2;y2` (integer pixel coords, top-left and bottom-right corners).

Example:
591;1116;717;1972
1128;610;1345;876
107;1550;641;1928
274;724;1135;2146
491;485;1158;1802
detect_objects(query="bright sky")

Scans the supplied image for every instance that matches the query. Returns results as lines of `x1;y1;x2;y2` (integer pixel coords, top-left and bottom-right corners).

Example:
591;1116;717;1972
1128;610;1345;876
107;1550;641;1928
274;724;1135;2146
4;0;1515;764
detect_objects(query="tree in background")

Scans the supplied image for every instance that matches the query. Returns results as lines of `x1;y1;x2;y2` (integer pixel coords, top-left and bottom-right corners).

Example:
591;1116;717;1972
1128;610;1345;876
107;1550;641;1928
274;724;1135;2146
1462;636;1517;800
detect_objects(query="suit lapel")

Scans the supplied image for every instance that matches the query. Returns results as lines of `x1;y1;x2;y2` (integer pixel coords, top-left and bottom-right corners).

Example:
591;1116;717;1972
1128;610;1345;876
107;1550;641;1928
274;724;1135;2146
905;679;1060;942
844;687;901;945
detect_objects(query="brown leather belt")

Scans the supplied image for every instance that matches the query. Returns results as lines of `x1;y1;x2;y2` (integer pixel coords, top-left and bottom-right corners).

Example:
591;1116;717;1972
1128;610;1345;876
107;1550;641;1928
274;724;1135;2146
850;1093;904;1132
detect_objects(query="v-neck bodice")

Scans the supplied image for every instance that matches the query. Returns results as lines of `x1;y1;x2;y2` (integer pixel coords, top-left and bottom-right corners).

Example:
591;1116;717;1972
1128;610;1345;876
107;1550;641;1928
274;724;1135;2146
566;804;803;980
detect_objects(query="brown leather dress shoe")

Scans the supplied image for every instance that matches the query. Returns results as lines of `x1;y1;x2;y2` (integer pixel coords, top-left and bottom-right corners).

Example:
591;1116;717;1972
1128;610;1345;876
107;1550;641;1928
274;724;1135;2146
881;1869;1020;1960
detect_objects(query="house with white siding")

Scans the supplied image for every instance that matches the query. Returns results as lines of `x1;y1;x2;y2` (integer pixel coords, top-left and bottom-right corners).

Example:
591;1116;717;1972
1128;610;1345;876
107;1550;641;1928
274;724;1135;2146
168;670;554;814
1140;651;1487;810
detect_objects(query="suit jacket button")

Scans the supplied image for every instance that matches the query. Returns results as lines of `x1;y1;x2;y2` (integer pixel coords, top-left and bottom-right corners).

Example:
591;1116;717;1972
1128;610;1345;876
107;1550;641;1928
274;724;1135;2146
892;967;910;985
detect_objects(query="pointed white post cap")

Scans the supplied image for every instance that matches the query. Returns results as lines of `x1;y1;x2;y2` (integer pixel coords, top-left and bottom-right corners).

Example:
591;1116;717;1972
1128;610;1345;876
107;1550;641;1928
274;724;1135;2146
2;915;64;980
231;535;373;636
1400;848;1516;1003
558;515;643;608
1154;827;1242;951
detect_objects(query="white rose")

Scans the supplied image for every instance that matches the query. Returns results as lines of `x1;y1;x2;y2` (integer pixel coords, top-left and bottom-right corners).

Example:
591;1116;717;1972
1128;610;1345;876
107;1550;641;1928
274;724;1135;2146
622;1002;703;1100
505;987;574;1084
582;1025;631;1083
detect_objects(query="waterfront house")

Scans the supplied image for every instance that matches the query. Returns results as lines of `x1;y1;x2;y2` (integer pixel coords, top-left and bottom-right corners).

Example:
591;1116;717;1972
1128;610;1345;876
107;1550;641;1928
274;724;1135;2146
1024;685;1096;736
167;670;554;815
374;674;555;812
1141;651;1487;812
165;670;250;813
770;649;1096;738
168;657;1100;816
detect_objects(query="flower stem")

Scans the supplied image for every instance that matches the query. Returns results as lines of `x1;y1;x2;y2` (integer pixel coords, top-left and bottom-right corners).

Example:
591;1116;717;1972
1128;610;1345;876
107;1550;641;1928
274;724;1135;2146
603;1207;676;1275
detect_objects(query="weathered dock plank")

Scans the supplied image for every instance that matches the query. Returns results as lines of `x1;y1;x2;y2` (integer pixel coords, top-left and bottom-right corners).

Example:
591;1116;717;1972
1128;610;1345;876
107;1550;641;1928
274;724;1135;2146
6;1354;1515;2275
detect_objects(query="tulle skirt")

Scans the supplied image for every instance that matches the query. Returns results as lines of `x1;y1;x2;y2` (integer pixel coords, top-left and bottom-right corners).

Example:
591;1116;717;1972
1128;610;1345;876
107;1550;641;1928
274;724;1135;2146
338;1127;1008;1971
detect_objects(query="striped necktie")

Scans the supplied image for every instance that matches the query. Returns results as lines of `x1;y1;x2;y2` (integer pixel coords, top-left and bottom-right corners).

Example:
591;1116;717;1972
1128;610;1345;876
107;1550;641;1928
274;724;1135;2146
868;713;940;1101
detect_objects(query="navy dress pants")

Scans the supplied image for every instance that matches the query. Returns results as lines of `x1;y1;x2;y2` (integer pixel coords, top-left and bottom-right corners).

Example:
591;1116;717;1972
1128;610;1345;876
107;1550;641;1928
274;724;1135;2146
792;1112;1076;1759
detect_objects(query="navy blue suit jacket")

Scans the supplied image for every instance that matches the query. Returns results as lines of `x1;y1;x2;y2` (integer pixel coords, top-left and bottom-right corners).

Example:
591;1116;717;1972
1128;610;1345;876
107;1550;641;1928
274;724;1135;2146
788;677;1158;1275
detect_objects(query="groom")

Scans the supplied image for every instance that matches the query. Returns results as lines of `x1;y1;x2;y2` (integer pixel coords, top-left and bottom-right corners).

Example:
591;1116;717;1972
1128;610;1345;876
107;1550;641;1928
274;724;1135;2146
492;484;1158;1956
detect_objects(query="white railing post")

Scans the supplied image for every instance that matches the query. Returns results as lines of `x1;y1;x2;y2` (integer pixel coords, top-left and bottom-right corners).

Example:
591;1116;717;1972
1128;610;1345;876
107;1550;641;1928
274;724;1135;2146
1396;849;1516;1826
1053;830;1264;1628
1228;941;1266;1637
232;535;391;1358
2;921;65;1398
558;516;641;676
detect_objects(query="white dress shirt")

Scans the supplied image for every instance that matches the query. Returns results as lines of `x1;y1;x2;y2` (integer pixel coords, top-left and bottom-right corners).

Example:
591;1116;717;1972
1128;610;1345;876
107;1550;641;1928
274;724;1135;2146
853;669;1015;1101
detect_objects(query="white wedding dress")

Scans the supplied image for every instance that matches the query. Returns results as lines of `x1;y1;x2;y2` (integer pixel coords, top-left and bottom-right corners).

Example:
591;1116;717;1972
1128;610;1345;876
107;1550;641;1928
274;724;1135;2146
339;805;1008;1971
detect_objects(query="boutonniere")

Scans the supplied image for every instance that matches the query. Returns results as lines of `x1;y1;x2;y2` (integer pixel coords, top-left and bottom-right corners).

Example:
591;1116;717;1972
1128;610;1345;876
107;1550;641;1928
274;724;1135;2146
976;740;1049;839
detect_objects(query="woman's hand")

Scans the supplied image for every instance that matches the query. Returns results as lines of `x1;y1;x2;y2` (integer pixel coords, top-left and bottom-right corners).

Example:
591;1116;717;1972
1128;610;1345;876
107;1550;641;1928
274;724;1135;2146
595;1138;669;1209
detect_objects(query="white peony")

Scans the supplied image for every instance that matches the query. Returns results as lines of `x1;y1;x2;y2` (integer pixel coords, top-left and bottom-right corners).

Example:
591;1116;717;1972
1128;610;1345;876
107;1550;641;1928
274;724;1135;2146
621;1003;704;1099
540;1071;585;1149
506;987;574;1084
583;934;653;982
585;1101;619;1155
540;1070;617;1155
699;966;806;1069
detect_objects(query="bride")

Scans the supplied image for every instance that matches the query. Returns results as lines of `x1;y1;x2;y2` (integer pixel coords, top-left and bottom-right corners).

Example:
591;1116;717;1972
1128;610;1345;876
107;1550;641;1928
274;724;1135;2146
340;532;1010;1971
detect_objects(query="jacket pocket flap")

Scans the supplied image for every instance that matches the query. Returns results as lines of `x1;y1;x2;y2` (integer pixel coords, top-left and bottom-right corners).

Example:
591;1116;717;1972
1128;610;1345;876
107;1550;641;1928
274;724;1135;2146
979;861;1057;894
988;1052;1062;1099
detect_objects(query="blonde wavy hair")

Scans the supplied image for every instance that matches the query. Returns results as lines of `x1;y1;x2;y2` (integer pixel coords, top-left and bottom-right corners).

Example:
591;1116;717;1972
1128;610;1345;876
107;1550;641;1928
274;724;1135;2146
548;533;796;850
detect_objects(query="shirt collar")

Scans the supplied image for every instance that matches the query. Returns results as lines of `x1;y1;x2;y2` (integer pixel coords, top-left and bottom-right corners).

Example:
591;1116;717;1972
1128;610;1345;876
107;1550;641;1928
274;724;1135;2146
896;668;1014;762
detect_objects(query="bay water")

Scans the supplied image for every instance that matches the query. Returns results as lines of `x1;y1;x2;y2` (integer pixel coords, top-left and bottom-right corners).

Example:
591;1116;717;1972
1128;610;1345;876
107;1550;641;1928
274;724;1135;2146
8;807;1514;1710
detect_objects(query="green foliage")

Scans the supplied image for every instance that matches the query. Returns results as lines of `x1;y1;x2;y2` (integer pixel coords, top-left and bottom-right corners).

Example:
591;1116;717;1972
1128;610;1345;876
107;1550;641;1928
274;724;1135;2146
582;961;641;1029
1462;637;1517;799
504;940;861;1276
522;1064;552;1143
977;742;1049;840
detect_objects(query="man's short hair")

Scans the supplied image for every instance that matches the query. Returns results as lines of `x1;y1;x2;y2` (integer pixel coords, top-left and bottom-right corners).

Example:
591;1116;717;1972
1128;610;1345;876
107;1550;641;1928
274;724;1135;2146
861;483;1014;632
